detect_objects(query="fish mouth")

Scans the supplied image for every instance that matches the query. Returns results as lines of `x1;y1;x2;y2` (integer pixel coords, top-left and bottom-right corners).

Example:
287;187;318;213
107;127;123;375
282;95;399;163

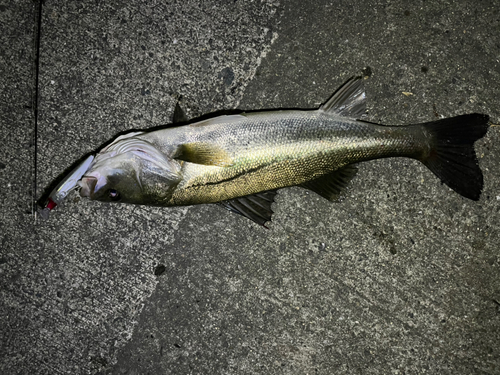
79;176;97;198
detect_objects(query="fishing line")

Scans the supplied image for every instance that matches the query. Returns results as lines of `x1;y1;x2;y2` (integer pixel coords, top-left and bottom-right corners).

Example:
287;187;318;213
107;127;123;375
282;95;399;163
32;0;43;220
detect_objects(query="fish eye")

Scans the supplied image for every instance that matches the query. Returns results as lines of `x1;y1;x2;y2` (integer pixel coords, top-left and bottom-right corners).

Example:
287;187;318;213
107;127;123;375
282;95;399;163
108;189;121;201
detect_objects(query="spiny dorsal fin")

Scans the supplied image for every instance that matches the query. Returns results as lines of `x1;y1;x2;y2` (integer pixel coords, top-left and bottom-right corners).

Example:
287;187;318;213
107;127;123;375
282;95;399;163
218;190;277;226
176;143;233;167
173;101;189;124
320;76;366;118
300;164;358;201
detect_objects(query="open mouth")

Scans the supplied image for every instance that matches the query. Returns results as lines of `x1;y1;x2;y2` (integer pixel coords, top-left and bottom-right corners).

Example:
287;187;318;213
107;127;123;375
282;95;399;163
79;176;98;198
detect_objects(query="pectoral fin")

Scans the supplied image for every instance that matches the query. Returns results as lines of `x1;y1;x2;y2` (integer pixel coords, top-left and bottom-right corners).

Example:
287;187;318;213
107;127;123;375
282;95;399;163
218;190;277;227
176;143;233;167
300;165;358;201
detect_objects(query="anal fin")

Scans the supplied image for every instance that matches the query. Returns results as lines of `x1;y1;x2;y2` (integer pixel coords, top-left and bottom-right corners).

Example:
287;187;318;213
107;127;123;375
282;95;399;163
218;190;277;227
300;165;358;201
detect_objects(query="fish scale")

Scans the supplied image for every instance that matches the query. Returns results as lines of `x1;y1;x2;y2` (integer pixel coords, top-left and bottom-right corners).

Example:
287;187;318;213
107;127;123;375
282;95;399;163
135;111;426;205
71;76;489;226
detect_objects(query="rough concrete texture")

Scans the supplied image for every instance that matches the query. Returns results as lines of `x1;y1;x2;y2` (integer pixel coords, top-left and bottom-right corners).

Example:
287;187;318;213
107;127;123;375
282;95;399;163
1;0;499;374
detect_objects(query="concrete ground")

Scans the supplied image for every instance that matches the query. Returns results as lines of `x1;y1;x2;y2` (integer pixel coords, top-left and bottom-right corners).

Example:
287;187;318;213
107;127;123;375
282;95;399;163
1;0;499;373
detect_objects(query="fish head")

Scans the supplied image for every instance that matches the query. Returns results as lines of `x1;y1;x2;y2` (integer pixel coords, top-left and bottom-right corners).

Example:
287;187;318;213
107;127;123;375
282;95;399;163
79;135;181;205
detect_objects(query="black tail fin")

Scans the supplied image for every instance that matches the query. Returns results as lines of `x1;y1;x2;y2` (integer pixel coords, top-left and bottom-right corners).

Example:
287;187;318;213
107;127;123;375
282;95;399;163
420;113;489;200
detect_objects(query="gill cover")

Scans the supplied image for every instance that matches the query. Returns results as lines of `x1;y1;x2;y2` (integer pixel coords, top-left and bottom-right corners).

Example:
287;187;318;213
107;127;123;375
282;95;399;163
80;132;182;205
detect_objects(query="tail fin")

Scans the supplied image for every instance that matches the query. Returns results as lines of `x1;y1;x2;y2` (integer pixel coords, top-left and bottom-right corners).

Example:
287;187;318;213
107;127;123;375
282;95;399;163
420;113;489;200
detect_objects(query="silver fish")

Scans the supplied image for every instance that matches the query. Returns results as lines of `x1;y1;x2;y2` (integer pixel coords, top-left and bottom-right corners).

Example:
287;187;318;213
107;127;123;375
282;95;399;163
78;77;490;225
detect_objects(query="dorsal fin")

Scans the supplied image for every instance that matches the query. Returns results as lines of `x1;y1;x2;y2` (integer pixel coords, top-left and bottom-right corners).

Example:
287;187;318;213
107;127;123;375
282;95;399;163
320;76;366;118
218;190;277;226
300;164;358;201
172;101;189;124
